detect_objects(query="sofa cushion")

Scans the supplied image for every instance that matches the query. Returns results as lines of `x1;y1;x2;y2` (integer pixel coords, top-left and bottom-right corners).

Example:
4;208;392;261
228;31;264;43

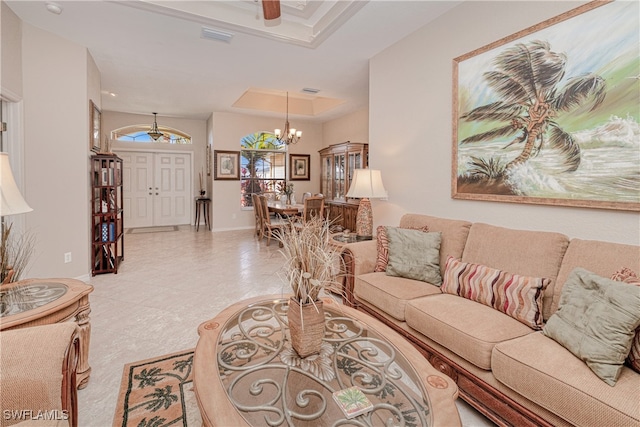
461;223;569;321
611;267;640;373
354;272;441;321
406;294;534;370
552;239;640;320
543;268;640;386
398;214;472;277
374;225;429;272
386;228;442;284
441;256;549;329
493;332;640;427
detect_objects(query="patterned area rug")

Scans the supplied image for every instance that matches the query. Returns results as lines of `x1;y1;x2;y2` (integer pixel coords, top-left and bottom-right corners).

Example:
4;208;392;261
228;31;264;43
113;349;202;427
127;226;179;234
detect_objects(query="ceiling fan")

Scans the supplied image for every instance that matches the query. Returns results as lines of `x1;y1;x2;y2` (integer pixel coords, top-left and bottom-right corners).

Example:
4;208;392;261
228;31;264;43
262;0;281;20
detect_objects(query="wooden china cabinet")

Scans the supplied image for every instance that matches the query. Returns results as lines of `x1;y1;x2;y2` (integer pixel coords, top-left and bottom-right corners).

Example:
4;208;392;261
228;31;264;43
319;141;368;231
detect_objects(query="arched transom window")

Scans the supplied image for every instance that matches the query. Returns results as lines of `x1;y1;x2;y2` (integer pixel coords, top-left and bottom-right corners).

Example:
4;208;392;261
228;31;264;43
111;125;192;144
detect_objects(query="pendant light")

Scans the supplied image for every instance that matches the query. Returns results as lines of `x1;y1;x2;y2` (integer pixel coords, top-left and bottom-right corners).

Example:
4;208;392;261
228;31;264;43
148;113;163;141
274;92;302;145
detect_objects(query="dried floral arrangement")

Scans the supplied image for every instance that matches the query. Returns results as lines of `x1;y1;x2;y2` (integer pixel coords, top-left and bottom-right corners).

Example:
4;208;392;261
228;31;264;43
1;224;35;284
276;216;342;305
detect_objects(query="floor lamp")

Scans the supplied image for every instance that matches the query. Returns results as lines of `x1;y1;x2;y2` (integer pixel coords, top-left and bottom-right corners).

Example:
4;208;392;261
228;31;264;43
345;169;387;239
1;152;33;283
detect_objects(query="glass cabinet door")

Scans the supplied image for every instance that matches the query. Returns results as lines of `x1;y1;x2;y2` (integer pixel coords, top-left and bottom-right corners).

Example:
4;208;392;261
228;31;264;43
348;152;362;185
334;154;345;200
321;155;333;200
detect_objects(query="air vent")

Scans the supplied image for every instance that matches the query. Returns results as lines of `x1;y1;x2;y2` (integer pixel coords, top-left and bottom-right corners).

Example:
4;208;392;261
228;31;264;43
201;27;234;43
301;87;320;94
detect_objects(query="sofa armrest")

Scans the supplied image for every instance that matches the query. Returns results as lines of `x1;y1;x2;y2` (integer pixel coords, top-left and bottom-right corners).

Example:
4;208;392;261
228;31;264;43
0;323;79;427
341;240;377;307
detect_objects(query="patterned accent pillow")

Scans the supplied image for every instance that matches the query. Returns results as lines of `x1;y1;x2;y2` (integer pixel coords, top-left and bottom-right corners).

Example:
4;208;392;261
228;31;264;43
611;267;640;374
441;256;550;330
374;225;429;272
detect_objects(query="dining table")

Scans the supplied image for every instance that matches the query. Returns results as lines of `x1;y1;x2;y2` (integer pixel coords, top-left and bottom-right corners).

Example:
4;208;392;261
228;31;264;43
267;201;304;216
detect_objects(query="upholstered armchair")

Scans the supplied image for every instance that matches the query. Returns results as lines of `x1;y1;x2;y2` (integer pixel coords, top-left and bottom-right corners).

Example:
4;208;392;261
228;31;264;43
0;323;79;427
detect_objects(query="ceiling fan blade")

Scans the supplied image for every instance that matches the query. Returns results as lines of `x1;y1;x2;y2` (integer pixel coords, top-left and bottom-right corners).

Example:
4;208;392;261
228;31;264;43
262;0;281;20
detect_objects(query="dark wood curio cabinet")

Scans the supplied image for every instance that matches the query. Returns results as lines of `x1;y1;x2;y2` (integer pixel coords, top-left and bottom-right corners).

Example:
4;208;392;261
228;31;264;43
91;154;124;275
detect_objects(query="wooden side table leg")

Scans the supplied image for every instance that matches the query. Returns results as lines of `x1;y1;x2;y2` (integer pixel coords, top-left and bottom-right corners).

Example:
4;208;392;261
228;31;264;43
75;298;92;389
205;201;211;230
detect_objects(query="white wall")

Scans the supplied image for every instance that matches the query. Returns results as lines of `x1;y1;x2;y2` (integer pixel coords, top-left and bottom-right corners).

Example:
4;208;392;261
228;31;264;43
209;112;323;231
369;1;639;245
22;23;92;278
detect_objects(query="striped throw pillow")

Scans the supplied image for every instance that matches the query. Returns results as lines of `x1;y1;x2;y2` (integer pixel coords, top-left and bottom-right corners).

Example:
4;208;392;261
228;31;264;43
611;267;640;374
441;256;550;330
374;225;429;272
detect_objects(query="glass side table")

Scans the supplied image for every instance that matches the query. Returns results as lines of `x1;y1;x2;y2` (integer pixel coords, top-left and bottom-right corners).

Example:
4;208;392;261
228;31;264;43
194;296;461;427
0;278;94;389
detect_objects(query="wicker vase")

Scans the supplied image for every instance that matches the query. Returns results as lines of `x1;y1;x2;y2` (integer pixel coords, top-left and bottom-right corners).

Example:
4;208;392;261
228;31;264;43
288;297;325;358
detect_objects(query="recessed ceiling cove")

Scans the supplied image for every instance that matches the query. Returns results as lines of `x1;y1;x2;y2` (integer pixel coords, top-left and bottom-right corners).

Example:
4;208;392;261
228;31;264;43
233;88;345;116
114;0;368;48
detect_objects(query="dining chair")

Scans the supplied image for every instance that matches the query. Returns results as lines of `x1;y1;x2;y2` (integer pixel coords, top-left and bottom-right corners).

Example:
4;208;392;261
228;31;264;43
301;192;312;203
259;195;287;246
300;196;325;223
251;193;263;238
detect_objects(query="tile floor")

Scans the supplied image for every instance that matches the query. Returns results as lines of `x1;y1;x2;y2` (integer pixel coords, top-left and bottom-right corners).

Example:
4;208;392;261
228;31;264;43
81;226;494;426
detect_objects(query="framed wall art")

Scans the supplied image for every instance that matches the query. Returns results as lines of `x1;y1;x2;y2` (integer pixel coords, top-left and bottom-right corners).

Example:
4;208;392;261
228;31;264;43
452;0;639;211
214;150;240;180
289;154;310;181
89;100;101;153
206;144;212;176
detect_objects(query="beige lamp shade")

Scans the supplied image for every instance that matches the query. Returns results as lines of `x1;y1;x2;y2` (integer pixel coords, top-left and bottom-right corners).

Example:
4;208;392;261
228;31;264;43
346;169;388;199
345;169;387;237
0;152;33;216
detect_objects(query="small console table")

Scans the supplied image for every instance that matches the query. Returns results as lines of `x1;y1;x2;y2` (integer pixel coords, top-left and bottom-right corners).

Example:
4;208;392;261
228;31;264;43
194;197;211;231
0;278;93;388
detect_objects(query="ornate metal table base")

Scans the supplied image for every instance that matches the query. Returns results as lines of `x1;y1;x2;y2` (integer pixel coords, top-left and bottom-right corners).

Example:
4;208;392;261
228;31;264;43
195;297;460;426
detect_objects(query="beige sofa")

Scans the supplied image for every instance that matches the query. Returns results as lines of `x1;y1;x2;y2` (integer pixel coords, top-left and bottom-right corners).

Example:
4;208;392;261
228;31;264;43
342;214;640;427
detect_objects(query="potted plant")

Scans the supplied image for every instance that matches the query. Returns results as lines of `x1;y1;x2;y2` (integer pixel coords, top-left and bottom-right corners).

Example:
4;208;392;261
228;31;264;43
277;181;295;205
277;216;341;357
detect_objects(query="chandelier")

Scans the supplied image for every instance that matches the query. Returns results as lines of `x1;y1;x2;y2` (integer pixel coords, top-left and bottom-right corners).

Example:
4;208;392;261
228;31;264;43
275;92;302;145
148;112;163;141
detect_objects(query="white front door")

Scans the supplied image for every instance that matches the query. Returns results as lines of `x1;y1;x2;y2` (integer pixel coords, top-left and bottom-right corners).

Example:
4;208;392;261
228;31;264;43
120;152;153;228
153;153;190;226
118;151;191;228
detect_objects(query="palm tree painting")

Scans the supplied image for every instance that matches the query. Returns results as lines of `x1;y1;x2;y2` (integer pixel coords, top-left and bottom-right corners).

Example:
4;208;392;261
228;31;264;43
453;0;639;211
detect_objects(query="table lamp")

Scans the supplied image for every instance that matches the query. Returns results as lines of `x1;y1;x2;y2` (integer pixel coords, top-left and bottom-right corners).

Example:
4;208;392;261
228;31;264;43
345;169;387;238
1;152;33;284
1;153;33;217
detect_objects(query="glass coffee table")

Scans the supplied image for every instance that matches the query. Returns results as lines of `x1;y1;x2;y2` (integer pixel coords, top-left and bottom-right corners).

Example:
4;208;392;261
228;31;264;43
0;278;93;388
194;296;460;426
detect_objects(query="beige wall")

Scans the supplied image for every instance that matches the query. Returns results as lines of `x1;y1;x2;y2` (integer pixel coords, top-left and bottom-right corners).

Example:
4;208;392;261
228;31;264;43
0;1;22;100
209;112;324;231
322;107;369;145
103;111;208;206
369;1;639;245
22;23;93;278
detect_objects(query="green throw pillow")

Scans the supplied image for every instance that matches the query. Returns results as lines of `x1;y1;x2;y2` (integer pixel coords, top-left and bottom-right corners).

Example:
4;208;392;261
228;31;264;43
385;227;442;285
543;267;640;386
